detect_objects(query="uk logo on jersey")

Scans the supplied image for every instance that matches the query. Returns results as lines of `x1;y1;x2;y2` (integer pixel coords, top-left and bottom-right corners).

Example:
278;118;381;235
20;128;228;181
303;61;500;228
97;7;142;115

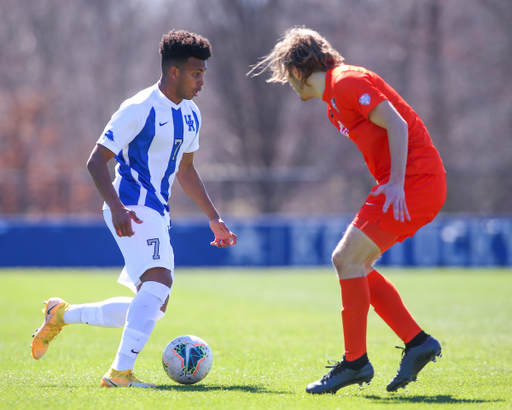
105;130;114;141
184;115;195;132
359;93;371;105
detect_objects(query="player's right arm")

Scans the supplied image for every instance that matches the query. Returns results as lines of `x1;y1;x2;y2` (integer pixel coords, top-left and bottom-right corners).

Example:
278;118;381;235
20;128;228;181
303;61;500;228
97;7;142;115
87;144;142;237
368;100;410;222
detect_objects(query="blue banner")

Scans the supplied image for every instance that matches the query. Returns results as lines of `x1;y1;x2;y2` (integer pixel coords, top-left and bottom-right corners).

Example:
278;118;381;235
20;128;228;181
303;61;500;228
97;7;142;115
0;215;510;267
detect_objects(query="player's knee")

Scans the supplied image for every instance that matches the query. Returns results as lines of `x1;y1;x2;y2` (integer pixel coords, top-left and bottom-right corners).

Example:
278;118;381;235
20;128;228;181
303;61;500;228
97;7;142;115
139;280;171;306
140;267;173;288
334;264;361;280
365;260;376;274
331;247;348;271
159;272;173;288
332;249;364;280
331;248;339;264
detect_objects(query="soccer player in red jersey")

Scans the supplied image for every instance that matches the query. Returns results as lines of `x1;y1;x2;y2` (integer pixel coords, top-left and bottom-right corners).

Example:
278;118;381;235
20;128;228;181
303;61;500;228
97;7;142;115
250;27;446;394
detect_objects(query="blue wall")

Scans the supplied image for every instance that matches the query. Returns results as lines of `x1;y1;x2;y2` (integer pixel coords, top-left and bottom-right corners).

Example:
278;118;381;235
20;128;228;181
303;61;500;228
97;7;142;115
0;215;511;268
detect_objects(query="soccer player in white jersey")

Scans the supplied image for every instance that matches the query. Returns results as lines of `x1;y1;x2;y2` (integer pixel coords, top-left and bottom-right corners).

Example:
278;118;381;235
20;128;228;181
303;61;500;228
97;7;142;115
31;30;237;388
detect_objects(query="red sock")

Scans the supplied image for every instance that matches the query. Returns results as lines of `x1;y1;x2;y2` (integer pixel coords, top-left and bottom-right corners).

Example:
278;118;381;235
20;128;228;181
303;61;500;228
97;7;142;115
339;277;370;361
367;270;421;343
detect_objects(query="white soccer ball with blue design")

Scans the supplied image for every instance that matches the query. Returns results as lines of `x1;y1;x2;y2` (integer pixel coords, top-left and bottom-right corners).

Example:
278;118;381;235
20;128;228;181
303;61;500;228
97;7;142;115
162;335;213;384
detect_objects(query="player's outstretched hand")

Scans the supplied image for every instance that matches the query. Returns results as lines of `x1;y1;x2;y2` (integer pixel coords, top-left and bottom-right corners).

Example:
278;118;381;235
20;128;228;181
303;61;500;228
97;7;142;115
371;181;411;222
209;218;237;248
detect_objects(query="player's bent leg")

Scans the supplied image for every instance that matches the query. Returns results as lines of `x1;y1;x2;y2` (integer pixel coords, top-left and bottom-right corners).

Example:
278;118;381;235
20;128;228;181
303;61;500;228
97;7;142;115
108;275;171;384
387;335;442;392
31;297;70;360
367;270;422;343
307;225;379;394
100;368;156;388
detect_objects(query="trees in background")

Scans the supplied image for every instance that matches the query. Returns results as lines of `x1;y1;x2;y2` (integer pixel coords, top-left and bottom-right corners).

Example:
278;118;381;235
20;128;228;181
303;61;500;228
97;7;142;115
0;0;510;216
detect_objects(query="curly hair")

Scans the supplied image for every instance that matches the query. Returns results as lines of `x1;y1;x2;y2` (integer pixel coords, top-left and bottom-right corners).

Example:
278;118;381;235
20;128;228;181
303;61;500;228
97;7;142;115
159;30;212;73
248;27;344;88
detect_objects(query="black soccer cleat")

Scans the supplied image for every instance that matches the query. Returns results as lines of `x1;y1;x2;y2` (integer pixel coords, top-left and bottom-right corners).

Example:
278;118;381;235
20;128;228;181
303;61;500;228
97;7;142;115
386;335;442;392
306;358;374;394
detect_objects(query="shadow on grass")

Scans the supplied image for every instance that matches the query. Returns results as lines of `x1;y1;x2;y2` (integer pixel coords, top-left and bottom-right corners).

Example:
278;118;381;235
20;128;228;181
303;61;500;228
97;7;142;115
365;394;502;405
155;383;287;394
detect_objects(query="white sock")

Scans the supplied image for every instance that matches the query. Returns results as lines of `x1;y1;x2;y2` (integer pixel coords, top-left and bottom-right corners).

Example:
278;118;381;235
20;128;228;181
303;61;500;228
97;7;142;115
112;281;170;371
63;297;166;327
63;297;132;328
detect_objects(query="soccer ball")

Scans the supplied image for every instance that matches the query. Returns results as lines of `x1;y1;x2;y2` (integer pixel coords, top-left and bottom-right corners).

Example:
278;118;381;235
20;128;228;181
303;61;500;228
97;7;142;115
162;335;213;384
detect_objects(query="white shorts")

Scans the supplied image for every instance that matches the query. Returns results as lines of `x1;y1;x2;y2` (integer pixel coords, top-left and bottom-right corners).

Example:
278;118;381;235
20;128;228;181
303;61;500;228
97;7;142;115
103;205;175;293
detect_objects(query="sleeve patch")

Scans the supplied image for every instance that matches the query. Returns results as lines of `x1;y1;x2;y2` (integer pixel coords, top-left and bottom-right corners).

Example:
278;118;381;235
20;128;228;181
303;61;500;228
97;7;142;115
359;93;371;105
104;130;114;141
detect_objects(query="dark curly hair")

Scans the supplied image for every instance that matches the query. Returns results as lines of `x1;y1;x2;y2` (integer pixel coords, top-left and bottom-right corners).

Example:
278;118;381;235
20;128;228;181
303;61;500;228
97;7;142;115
159;30;212;73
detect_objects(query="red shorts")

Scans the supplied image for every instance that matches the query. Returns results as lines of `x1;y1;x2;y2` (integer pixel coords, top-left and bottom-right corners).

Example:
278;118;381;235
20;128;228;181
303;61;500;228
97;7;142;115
352;173;446;252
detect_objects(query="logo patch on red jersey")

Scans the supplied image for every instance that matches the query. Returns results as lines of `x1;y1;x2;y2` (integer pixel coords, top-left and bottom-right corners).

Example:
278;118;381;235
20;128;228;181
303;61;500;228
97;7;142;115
331;98;339;112
338;121;349;137
359;93;371;105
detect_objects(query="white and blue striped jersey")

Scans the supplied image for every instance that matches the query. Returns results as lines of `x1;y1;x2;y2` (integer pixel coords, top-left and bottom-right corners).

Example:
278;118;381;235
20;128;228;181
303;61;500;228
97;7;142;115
97;83;201;220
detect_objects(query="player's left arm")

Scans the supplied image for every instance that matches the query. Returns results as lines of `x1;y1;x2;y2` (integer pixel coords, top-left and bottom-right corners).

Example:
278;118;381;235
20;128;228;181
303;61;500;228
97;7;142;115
177;152;237;247
368;100;411;222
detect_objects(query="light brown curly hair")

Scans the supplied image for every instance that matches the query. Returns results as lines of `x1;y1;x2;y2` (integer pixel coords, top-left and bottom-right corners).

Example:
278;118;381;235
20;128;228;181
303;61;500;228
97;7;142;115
248;27;344;88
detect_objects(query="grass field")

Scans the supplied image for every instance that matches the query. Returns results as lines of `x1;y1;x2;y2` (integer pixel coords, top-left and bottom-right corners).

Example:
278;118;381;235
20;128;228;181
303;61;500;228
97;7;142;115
1;267;511;409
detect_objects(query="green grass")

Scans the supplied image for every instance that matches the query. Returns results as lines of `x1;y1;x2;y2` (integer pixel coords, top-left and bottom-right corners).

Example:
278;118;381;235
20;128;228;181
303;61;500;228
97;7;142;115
1;267;511;409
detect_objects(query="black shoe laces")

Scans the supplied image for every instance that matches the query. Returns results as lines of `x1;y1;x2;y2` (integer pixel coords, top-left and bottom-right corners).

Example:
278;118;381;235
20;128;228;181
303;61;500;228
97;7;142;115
322;360;347;380
396;345;410;358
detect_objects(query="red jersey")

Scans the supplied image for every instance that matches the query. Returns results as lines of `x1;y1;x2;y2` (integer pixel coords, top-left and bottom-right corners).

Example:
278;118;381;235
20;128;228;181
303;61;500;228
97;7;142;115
322;65;445;183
